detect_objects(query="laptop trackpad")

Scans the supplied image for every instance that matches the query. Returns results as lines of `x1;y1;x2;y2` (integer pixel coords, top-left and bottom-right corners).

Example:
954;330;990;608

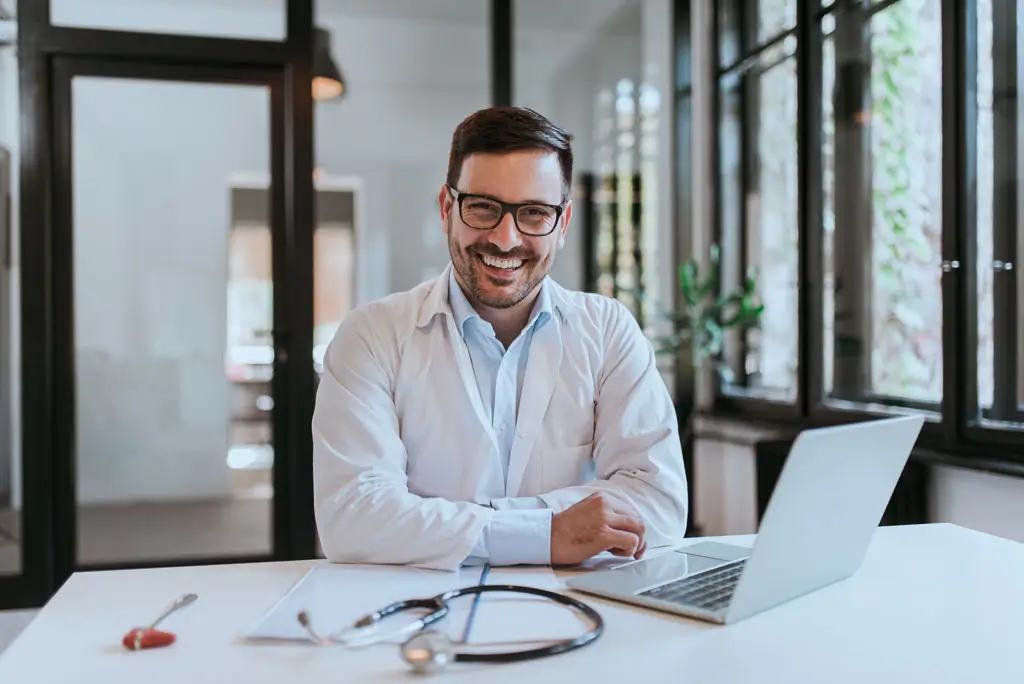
567;542;752;596
622;542;752;587
596;550;737;593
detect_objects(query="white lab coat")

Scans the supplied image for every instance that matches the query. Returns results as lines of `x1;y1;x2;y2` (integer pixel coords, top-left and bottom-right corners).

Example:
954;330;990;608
312;264;689;571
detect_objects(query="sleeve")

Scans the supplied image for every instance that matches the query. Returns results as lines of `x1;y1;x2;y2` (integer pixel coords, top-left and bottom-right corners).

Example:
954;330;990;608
492;302;690;549
464;508;554;566
312;307;494;571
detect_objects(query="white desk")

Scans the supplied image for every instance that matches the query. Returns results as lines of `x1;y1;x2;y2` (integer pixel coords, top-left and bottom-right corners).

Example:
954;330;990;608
0;523;1021;683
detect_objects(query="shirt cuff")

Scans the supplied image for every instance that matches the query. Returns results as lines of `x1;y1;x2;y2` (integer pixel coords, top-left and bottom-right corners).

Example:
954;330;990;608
489;496;548;511
470;509;552;566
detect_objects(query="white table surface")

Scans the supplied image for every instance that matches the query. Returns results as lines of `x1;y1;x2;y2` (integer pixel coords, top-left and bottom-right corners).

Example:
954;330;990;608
0;523;1021;683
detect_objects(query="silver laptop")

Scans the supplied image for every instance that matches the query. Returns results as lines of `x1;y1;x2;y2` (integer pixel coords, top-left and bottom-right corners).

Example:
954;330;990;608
566;415;924;625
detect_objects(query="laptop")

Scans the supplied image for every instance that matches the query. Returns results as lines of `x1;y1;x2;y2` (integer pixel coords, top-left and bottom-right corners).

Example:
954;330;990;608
566;415;924;625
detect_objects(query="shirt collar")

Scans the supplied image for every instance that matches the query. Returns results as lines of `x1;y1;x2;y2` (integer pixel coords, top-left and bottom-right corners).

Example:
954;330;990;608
447;267;552;338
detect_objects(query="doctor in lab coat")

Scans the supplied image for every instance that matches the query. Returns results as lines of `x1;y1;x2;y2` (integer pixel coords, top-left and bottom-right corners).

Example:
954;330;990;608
313;106;689;571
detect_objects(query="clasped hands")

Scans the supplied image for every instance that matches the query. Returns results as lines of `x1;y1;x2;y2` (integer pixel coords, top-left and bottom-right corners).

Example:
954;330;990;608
550;492;647;566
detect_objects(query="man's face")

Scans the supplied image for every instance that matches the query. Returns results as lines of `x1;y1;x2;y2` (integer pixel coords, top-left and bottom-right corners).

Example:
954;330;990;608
439;149;572;310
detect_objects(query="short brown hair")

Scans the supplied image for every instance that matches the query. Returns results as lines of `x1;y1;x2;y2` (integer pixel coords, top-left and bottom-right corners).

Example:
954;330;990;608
446;106;574;198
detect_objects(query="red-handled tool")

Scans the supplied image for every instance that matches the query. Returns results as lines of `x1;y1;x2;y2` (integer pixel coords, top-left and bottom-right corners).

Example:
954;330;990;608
122;593;198;651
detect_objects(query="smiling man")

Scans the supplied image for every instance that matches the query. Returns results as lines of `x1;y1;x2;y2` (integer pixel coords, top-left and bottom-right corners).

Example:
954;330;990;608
312;106;689;570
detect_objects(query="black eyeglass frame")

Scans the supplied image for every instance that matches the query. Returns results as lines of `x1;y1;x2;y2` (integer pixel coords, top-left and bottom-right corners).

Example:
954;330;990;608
446;185;566;237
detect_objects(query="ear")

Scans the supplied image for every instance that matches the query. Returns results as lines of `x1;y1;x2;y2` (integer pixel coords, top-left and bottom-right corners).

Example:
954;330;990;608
438;185;454;230
556;199;573;249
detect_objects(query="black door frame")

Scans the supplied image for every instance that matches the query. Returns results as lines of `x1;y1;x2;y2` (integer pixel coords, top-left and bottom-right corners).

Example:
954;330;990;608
49;57;295;578
3;0;315;609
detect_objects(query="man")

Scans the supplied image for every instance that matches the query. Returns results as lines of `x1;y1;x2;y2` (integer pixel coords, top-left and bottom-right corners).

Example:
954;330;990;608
312;106;688;571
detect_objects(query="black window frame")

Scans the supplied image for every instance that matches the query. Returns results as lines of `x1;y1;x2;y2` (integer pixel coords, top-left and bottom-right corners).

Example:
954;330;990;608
675;0;1024;476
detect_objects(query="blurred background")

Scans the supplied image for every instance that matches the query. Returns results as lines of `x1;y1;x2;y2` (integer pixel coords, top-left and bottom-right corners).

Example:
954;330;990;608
0;0;1021;621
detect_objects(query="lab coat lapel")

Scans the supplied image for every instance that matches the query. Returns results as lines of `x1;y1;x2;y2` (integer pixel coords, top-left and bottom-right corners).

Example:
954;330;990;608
418;265;495;444
505;316;562;497
447;315;496;444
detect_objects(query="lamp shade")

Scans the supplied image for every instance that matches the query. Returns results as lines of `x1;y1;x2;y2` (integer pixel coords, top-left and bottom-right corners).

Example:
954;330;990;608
313;27;345;101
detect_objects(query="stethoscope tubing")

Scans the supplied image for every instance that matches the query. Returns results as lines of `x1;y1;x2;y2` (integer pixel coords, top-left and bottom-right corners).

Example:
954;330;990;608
370;583;605;664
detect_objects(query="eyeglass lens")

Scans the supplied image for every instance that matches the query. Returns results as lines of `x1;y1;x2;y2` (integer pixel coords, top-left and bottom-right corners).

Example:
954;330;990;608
461;196;557;235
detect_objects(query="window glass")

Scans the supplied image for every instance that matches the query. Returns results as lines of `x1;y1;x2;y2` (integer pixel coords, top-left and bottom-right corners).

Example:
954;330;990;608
822;0;943;408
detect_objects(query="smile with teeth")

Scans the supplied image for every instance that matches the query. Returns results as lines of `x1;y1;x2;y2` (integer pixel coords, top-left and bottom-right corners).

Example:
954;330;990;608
479;254;524;270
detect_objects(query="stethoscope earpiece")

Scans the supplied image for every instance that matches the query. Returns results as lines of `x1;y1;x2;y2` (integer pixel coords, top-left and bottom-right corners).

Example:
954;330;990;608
400;629;455;675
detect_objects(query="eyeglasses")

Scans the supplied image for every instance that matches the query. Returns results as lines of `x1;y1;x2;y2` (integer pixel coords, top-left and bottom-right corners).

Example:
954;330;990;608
448;186;564;237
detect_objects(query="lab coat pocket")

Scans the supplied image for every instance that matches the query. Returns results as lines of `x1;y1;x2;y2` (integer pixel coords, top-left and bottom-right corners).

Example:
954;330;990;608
542;443;595;491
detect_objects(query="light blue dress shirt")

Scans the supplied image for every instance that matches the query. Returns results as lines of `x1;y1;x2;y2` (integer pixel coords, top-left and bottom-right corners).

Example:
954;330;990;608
448;269;555;565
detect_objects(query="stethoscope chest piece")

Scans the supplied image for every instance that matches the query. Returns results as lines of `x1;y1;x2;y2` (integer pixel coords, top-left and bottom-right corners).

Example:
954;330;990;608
400;630;455;675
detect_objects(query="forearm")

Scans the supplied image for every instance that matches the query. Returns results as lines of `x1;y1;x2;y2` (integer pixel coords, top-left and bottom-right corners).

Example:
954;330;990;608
492;457;688;548
315;473;492;571
537;476;688;547
315;450;558;570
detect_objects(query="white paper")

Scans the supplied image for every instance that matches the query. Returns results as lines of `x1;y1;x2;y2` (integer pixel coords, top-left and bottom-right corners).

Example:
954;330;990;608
244;564;472;642
457;570;595;650
242;563;585;650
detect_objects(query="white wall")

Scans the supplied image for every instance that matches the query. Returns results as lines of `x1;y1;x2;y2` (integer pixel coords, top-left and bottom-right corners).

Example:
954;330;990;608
930;466;1024;543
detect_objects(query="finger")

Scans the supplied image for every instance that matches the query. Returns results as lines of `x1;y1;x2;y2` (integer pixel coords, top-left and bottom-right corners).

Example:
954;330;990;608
601;528;640;556
604;497;646;530
607;512;646;542
609;538;647;559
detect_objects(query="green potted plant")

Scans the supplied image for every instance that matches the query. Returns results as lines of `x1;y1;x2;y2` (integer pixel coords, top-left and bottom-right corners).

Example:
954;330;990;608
656;243;765;442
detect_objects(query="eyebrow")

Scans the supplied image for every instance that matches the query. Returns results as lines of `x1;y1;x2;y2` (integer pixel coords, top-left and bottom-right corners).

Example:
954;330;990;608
465;190;561;206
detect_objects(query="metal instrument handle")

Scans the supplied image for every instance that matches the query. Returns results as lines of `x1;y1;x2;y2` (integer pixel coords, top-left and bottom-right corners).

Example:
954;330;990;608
148;593;198;630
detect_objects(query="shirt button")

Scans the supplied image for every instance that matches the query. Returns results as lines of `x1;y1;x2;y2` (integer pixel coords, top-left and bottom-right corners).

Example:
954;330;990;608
500;422;507;432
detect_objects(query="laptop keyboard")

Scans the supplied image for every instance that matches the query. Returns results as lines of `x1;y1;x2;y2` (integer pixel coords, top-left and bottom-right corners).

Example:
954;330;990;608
637;558;747;613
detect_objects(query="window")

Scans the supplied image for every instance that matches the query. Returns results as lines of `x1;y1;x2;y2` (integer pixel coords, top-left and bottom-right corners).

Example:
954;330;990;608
822;0;944;411
974;0;1024;427
703;0;1024;461
716;0;800;404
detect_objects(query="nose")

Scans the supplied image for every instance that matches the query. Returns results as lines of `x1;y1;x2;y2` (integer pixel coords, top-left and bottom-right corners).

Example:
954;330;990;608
487;211;522;252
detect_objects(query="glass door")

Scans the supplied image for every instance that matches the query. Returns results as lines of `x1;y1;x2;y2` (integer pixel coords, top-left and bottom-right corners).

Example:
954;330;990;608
46;57;311;576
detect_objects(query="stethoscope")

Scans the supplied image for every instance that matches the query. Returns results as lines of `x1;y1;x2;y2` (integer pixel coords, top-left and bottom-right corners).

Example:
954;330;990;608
296;582;604;675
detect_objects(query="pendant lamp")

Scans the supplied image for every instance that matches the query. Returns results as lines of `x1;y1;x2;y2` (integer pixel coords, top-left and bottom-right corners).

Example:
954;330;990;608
313;27;345;101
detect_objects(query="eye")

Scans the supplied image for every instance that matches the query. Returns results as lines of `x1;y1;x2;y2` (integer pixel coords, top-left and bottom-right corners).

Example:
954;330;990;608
466;200;498;212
